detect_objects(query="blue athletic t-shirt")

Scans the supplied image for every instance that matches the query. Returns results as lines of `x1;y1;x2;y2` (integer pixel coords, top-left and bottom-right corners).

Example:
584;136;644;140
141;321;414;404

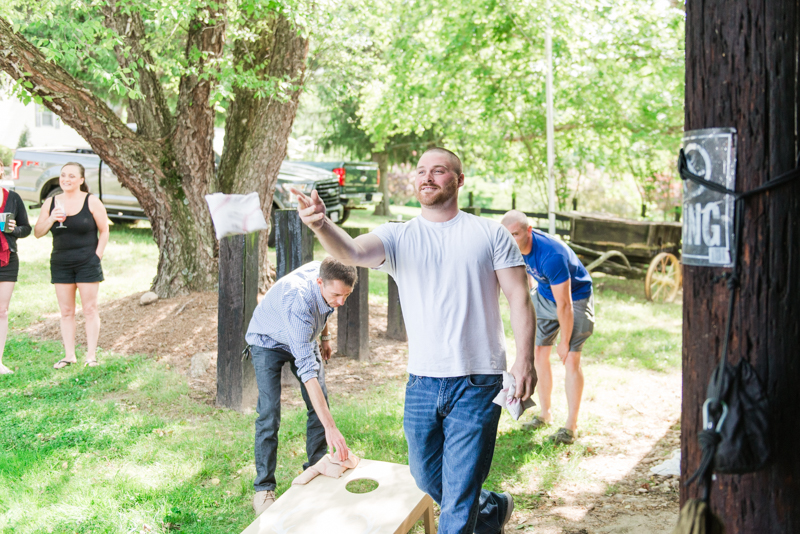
522;230;593;303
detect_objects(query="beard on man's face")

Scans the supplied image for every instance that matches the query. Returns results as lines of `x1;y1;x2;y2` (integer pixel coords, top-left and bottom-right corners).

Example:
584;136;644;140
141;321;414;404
415;177;459;207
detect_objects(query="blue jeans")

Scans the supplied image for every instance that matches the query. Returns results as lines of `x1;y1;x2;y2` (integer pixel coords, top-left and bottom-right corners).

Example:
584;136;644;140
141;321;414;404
251;345;328;491
404;374;510;534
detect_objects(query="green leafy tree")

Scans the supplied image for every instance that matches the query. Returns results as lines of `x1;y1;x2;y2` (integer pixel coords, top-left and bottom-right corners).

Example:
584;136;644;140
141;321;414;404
352;0;684;216
0;0;313;295
301;0;443;214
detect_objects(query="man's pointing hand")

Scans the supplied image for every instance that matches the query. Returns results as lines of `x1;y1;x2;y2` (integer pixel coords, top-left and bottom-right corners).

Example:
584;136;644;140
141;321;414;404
290;188;326;230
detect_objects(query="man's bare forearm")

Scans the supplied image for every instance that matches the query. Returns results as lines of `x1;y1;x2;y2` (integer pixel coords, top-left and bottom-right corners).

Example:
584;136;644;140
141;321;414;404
556;301;574;347
310;218;363;264
309;218;385;268
510;291;537;369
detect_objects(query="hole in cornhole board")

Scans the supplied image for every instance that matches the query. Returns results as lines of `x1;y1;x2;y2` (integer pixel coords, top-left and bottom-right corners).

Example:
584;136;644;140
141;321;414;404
346;478;379;494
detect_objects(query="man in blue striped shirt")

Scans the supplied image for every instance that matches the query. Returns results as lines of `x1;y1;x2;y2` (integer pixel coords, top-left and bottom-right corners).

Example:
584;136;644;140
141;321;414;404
246;257;357;516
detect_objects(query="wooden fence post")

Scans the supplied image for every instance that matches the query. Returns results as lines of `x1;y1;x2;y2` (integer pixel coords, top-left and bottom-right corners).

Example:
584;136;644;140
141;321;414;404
217;233;259;412
338;227;369;360
275;209;314;278
462;206;481;216
274;209;314;388
386;275;407;341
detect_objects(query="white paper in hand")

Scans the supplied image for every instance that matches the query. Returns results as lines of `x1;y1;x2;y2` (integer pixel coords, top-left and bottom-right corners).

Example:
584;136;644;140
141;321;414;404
204;192;268;240
492;371;536;421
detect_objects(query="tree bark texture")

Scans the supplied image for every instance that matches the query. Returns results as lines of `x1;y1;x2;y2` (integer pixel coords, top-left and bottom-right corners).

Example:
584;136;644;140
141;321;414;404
371;151;392;216
682;2;800;532
217;12;309;292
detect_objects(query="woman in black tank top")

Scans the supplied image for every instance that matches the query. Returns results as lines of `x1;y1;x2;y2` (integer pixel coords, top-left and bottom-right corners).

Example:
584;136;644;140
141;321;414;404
34;162;109;369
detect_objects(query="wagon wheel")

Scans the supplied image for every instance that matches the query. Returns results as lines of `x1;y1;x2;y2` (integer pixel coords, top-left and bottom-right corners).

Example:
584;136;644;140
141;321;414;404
645;252;682;303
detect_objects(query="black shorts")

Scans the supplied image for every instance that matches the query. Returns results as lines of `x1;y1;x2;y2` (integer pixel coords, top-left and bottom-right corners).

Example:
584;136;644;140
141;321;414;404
0;252;20;282
51;253;104;284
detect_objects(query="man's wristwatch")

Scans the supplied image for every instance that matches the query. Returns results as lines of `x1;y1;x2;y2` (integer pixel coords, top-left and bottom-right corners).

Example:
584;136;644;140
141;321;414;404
320;335;332;342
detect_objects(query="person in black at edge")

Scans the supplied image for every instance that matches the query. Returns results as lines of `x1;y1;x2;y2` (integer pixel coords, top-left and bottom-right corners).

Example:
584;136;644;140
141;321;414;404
34;162;109;369
0;163;31;375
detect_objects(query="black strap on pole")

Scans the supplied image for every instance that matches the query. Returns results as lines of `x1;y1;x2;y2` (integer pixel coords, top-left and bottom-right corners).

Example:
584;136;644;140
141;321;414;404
678;149;800;501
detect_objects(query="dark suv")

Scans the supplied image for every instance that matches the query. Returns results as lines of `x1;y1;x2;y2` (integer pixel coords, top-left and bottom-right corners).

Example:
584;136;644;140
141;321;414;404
292;161;383;224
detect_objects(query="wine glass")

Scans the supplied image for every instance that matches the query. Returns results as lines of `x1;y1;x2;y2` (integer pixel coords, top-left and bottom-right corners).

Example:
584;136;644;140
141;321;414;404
54;197;67;229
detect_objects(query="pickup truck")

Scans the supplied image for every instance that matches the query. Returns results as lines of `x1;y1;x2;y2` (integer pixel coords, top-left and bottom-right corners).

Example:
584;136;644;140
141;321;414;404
293;161;382;224
10;147;345;227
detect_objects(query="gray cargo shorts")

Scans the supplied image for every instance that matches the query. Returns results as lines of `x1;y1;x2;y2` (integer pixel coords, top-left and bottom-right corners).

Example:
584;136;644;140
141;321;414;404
531;288;595;352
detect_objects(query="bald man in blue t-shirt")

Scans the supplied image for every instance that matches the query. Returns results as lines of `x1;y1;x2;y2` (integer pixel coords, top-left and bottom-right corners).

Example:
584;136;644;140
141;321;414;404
502;210;594;445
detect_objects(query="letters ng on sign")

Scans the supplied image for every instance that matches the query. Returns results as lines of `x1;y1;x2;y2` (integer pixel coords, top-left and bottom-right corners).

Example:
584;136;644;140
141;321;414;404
681;128;737;267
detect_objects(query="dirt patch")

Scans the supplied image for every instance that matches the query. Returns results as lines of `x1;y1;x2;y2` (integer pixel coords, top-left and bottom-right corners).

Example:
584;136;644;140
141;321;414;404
22;292;407;403
23;293;681;533
24;291;218;368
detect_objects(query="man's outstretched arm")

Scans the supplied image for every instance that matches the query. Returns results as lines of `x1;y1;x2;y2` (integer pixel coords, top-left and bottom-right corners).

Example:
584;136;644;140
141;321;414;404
291;188;385;268
497;265;538;400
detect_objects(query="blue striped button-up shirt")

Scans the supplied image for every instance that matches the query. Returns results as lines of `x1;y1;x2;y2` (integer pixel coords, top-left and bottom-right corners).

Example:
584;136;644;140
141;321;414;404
245;261;333;383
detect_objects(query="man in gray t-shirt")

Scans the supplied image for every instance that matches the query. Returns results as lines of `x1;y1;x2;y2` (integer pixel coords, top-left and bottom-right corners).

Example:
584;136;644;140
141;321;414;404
292;147;537;534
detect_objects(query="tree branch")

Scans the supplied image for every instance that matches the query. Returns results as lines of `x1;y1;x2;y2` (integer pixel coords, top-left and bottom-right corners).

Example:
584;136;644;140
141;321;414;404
101;2;173;139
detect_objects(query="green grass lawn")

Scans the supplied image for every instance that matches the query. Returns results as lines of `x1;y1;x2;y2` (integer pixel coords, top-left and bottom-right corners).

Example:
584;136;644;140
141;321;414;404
0;208;683;533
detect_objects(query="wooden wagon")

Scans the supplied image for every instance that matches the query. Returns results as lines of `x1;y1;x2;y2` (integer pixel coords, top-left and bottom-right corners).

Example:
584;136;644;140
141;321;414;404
559;212;683;302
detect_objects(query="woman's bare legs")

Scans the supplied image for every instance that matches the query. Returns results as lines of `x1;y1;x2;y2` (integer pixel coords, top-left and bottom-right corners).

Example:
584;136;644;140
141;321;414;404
54;283;78;367
77;282;100;364
0;281;15;374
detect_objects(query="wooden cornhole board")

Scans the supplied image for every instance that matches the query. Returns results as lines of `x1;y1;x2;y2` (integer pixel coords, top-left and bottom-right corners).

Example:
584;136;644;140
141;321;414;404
241;459;436;534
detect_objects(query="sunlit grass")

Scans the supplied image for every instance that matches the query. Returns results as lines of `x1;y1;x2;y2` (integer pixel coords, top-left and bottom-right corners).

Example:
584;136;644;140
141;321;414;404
1;334;612;534
0;337;410;534
1;208;683;533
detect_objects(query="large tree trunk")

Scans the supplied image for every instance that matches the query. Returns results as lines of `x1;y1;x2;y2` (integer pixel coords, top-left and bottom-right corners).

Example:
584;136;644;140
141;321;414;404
217;13;309;292
371;151;392;216
682;1;800;532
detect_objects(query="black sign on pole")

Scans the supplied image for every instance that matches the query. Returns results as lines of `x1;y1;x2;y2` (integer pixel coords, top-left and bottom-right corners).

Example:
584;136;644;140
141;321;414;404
681;128;738;267
217;233;259;412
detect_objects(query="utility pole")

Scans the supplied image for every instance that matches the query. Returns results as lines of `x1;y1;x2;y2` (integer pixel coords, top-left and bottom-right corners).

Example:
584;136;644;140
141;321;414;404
682;2;800;531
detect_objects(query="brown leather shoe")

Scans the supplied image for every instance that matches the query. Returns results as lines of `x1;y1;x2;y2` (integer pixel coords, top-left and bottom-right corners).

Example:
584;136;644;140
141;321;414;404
253;490;276;516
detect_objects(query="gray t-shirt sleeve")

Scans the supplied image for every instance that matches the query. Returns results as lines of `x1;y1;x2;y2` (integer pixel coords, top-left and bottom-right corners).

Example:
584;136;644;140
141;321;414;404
492;224;526;270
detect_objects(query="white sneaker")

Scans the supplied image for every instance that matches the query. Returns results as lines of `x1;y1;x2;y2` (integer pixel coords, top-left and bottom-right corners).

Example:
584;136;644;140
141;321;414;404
253;490;276;516
500;492;514;533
